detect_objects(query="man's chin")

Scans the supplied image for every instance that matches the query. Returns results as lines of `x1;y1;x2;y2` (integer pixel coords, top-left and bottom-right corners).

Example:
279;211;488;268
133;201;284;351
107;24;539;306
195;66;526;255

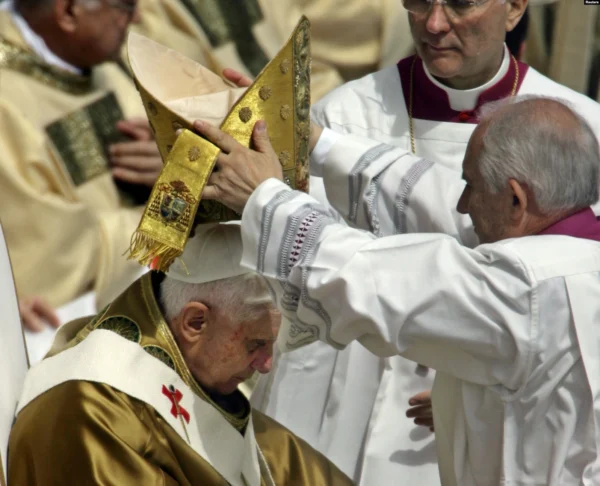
420;52;463;80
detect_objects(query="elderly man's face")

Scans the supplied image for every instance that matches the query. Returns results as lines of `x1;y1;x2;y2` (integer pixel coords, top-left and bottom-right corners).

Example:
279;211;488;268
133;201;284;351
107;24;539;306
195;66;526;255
70;0;138;66
186;307;280;395
457;125;513;243
408;1;521;85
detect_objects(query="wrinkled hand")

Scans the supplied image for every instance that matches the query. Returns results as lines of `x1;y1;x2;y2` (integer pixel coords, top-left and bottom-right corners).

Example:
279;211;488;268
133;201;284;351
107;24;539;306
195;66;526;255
222;68;253;88
196;120;283;214
20;296;60;333
406;390;434;432
110;118;162;186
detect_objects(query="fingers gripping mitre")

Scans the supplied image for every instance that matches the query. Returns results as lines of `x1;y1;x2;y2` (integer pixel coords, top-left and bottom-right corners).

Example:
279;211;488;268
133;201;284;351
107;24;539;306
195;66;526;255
125;17;312;272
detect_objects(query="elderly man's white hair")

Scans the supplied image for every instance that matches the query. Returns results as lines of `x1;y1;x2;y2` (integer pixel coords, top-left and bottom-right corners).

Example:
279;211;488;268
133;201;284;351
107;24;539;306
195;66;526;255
160;272;273;324
477;95;600;213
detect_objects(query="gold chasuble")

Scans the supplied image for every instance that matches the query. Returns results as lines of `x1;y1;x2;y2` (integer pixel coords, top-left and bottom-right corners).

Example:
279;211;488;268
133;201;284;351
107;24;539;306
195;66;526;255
0;10;146;308
8;274;353;486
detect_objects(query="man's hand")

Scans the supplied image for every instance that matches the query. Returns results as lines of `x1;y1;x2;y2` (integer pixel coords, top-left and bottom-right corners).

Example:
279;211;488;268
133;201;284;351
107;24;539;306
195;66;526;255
406;390;434;432
196;120;283;214
110;118;162;187
222;68;253;88
20;296;60;333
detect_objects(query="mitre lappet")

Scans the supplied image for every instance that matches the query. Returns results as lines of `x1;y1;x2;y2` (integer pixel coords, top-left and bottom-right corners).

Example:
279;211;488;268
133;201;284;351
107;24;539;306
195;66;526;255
126;17;311;272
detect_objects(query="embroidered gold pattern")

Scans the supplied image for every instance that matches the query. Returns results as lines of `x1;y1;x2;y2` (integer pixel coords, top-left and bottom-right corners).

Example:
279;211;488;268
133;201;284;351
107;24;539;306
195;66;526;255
147;180;197;231
143;345;176;370
292;18;311;193
188;146;201;161
280;104;291;120
280;58;291;74
278;150;291;167
296;121;310;141
45;93;126;186
238;107;253;123
259;85;272;101
0;39;92;95
96;316;142;344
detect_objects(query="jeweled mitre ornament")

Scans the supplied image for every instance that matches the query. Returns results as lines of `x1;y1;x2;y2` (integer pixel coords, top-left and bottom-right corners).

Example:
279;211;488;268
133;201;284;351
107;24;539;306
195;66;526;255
126;17;311;271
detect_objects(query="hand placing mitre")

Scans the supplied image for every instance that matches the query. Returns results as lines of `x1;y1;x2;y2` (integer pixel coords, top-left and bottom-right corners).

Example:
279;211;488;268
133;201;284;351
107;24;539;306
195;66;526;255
406;390;434;432
20;296;61;333
110;117;163;187
197;119;324;214
197;120;283;214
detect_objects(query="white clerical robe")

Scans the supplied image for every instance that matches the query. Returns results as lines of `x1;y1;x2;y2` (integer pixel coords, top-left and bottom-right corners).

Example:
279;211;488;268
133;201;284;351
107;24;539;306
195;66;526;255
251;47;600;484
0;223;28;486
240;133;600;486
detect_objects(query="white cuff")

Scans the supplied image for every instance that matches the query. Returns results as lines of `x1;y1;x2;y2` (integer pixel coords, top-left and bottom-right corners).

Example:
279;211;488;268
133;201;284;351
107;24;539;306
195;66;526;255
310;128;342;178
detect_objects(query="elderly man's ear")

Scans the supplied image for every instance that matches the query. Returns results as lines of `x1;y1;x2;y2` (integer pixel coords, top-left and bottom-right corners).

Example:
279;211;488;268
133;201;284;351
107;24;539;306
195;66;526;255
175;302;210;343
508;178;529;224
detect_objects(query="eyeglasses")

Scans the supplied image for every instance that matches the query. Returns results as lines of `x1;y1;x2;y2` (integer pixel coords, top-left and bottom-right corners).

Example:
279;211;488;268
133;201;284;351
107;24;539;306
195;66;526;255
402;0;500;18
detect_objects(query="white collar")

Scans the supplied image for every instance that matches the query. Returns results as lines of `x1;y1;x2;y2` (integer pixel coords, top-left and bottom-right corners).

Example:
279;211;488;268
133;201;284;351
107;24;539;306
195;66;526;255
422;45;511;112
3;0;83;75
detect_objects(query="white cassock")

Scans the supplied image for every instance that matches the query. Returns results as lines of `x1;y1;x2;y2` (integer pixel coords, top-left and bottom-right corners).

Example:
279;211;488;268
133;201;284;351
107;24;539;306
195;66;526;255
0;224;28;486
241;132;600;486
250;45;600;484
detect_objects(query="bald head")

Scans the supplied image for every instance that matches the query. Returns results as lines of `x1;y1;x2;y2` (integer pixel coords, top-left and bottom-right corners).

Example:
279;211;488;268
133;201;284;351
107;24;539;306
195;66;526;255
476;96;600;214
480;97;592;140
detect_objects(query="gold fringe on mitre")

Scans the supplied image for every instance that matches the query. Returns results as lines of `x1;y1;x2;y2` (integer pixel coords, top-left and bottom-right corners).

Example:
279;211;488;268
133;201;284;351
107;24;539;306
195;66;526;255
125;16;312;272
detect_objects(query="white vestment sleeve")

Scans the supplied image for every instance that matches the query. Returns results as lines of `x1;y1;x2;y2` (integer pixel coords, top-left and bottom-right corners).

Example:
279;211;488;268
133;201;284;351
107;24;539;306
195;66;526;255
242;179;533;390
311;130;477;246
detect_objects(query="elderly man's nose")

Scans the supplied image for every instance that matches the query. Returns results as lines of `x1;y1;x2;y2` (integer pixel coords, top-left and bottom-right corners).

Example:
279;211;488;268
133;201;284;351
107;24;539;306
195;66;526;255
252;353;273;374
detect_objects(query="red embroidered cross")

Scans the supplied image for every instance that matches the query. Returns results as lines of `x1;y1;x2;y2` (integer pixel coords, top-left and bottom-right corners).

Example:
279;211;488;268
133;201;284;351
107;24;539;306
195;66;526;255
162;385;190;424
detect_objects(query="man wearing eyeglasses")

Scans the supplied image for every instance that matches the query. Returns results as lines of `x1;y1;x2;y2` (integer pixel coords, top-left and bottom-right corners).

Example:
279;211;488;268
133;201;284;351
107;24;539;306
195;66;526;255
250;1;600;485
0;0;166;327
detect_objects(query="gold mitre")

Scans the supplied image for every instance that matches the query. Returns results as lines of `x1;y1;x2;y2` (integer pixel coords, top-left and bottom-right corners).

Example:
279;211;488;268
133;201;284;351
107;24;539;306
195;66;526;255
126;17;311;272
